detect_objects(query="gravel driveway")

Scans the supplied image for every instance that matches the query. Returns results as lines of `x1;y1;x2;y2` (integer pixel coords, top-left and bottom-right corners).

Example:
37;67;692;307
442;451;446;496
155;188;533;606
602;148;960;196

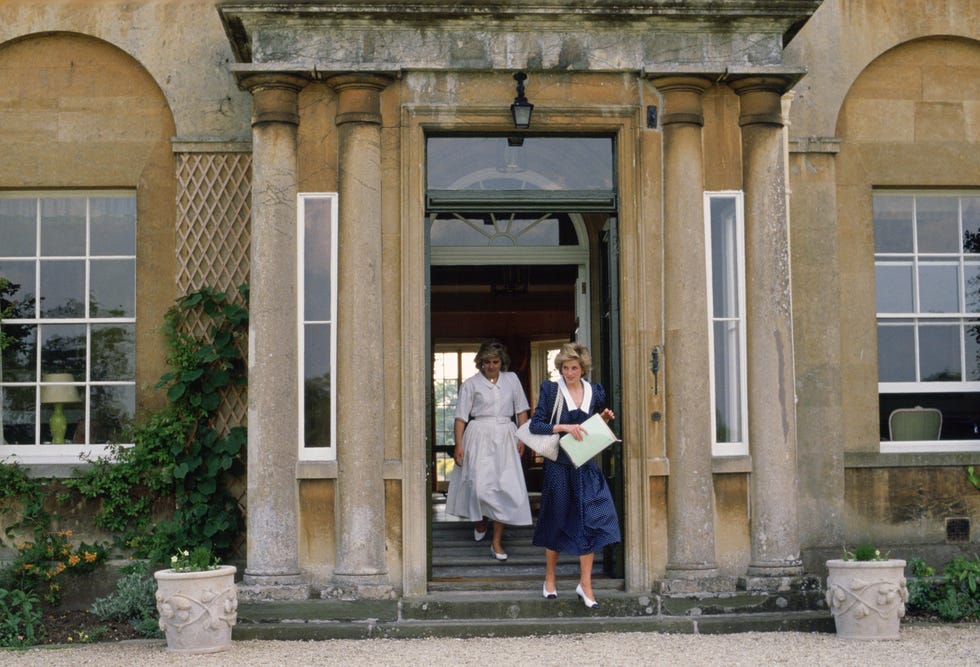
2;623;978;666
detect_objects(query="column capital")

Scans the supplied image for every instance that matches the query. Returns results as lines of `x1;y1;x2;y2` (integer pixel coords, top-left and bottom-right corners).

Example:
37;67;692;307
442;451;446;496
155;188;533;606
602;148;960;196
324;73;394;126
648;76;713;127
238;73;310;126
727;75;794;127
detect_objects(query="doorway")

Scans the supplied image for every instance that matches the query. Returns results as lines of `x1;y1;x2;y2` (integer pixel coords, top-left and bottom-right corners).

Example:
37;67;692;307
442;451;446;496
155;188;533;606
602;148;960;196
424;135;622;590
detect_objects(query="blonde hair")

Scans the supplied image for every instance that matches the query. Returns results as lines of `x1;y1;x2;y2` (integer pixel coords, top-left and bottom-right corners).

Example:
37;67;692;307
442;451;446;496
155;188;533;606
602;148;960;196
474;340;511;372
554;342;592;377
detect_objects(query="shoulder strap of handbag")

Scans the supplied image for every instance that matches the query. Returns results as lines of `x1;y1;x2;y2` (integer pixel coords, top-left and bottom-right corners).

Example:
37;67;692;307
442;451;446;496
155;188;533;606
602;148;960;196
549;384;564;425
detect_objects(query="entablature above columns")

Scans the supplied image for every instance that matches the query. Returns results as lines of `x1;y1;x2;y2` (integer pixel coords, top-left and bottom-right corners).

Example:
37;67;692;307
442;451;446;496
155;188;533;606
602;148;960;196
218;2;822;75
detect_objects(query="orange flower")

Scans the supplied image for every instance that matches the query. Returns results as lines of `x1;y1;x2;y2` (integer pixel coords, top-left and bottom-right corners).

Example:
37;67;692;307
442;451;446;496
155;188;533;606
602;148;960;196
83;551;98;563
67;553;81;567
22;563;33;571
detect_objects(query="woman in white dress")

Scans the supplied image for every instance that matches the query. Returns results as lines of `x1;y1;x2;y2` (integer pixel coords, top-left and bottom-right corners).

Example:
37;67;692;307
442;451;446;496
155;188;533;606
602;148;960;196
446;340;532;561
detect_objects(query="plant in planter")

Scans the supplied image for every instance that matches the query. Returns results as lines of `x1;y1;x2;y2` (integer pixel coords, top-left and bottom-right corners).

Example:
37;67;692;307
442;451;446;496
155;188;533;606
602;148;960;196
154;545;237;654
825;544;908;640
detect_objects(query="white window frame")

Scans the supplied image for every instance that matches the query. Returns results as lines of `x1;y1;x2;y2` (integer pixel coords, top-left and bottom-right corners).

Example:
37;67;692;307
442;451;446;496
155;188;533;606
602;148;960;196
704;191;749;457
874;190;980;453
0;190;136;464
297;193;339;461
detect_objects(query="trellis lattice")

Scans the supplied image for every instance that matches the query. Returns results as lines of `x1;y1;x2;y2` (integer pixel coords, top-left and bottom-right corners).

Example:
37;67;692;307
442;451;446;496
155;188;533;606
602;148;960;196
175;151;252;549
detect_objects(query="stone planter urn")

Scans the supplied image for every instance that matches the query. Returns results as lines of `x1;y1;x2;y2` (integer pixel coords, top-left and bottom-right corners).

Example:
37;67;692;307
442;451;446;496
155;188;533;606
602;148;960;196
154;564;238;653
825;559;908;640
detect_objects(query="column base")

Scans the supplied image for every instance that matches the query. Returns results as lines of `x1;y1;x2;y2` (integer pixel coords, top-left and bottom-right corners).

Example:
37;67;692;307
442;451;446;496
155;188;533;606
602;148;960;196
656;564;734;593
322;573;397;600
238;582;311;602
739;572;821;593
739;559;807;592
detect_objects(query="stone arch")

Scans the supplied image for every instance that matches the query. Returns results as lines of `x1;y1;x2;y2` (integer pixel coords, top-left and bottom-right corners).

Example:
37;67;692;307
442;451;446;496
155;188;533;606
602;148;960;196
835;35;980;450
0;31;178;413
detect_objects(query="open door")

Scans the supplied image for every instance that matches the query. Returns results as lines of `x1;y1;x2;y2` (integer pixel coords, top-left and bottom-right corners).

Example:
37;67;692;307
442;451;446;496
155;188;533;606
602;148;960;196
424;135;621;589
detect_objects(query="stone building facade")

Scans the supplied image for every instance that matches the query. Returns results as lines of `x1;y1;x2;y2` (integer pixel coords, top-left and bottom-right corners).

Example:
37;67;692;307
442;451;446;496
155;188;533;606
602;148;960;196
0;1;977;600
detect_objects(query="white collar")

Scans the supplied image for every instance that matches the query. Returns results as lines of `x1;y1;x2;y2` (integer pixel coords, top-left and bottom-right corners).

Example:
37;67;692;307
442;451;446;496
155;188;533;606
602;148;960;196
558;376;591;412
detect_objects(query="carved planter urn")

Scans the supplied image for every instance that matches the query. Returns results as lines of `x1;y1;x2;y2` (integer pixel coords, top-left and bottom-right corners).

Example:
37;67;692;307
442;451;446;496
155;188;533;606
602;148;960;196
825;559;908;640
154;564;238;653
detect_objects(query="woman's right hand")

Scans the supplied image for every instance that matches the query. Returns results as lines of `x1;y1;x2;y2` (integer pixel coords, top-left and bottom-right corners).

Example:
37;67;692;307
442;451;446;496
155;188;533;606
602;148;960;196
453;443;464;466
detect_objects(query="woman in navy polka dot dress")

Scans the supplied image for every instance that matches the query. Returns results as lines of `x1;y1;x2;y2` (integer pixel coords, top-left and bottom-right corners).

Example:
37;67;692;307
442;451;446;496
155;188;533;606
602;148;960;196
525;342;621;609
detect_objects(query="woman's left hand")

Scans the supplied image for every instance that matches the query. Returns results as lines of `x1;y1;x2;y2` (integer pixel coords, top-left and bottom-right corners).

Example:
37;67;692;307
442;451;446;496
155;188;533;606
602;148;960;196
599;408;615;423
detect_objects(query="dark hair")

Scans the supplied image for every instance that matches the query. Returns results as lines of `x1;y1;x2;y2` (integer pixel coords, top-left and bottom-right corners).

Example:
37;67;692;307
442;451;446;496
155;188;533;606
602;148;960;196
474;340;510;372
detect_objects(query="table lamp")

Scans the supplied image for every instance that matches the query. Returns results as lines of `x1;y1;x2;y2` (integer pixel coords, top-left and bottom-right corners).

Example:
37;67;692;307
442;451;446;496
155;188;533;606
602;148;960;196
40;373;81;444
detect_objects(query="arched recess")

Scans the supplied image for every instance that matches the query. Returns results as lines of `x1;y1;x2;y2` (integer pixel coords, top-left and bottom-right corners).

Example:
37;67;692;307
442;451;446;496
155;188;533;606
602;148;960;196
834;36;980;453
0;32;178;454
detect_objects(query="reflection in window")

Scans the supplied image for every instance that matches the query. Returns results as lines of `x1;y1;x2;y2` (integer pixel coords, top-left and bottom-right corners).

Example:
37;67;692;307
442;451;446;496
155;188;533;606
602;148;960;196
705;193;747;456
432;347;477;489
874;191;980;442
1;192;136;448
299;194;337;459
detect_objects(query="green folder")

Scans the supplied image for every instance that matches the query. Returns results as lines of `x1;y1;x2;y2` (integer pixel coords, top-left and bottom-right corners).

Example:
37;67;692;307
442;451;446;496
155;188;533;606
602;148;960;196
559;414;620;468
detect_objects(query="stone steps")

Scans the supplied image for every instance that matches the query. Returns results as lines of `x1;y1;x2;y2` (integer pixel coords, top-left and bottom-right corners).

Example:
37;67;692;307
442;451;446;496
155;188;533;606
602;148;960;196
233;590;834;641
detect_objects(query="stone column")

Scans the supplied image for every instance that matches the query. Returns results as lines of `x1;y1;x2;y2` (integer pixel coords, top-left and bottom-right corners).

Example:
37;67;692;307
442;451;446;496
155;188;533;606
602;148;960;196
729;76;803;585
324;73;393;598
650;77;722;591
238;73;310;598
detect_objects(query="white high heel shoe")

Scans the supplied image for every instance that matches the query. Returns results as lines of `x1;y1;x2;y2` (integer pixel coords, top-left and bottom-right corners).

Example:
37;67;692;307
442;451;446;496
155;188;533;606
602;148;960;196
490;545;508;561
542;583;558;599
575;583;599;609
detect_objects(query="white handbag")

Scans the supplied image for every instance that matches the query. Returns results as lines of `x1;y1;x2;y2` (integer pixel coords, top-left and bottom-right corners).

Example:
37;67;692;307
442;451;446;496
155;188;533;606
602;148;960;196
515;389;564;461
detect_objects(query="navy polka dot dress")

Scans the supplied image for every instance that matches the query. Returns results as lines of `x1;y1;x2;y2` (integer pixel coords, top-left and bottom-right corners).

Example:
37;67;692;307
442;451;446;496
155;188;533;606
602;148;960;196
530;380;621;555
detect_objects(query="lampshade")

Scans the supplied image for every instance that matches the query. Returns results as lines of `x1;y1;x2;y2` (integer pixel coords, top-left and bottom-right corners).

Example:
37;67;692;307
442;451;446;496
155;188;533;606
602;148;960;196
40;373;81;404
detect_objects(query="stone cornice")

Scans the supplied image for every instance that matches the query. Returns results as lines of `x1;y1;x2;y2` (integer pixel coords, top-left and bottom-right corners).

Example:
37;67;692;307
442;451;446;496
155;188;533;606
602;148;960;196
218;1;822;73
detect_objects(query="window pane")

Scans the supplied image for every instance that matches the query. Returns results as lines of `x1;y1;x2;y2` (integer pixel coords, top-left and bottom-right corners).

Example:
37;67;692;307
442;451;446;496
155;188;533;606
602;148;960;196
964;197;980;253
966;323;980;382
916;196;959;253
875;262;914;312
873;195;914;253
0;260;37;315
713;320;743;443
40;323;86;378
2;386;37;444
427;137;615;191
1;323;37;382
90;259;136;317
91;324;135;381
304;198;333;322
89;385;135;444
40;260;85;318
878;323;915;382
90;197;136;256
304;323;331;448
919;325;961;382
966;263;980;313
711;198;739;318
0;198;37;257
918;262;960;313
430;212;570;247
40;198;86;257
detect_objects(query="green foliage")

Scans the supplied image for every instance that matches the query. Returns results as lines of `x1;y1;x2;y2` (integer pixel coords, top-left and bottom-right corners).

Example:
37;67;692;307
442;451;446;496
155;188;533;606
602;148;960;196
967;466;980;491
842;543;886;561
906;554;980;621
65;284;248;564
853;544;881;561
168;544;220;572
0;530;107;605
0;463;108;607
0;588;43;647
90;561;162;638
907;557;935;578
